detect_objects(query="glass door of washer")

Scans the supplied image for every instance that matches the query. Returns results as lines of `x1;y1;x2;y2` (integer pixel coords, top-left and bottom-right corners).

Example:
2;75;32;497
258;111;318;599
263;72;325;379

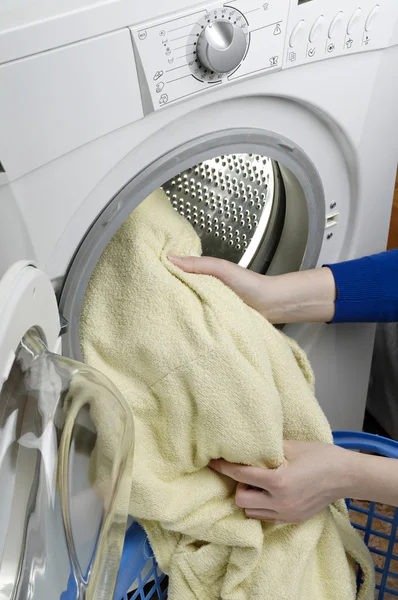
0;262;134;600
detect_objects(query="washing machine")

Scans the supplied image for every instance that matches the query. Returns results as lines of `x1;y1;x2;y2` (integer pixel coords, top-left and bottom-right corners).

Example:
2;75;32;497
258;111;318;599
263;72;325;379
1;0;398;597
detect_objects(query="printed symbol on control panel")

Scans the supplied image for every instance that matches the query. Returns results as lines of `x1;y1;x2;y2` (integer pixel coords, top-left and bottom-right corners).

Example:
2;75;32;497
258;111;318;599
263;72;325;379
308;47;316;58
168;57;174;64
153;70;164;81
159;30;166;37
156;81;165;93
138;30;147;40
327;42;335;53
162;40;168;46
288;51;297;62
159;94;169;106
273;23;282;36
165;47;171;56
346;38;353;49
364;35;371;46
269;56;279;66
263;3;269;10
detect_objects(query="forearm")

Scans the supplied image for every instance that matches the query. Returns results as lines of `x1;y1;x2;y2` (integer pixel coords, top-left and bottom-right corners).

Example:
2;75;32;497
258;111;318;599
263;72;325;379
263;267;336;324
339;448;398;507
265;250;398;324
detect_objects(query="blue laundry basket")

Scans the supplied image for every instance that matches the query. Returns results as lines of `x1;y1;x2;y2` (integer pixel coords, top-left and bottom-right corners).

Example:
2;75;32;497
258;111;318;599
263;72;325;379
114;431;398;600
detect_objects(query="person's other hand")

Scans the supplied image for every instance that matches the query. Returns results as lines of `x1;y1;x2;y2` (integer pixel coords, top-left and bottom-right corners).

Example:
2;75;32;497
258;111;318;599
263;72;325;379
169;256;336;324
209;440;353;524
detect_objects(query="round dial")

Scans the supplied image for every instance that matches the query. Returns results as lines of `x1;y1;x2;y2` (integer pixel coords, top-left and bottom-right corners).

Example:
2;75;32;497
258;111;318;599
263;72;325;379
197;20;247;74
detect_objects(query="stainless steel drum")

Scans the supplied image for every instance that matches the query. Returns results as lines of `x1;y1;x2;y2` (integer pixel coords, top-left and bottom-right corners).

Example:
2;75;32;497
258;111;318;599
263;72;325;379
162;153;285;272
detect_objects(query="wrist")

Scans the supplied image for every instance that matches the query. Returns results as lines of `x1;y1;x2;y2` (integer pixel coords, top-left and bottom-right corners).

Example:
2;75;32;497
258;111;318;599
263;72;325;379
339;451;398;506
261;268;337;324
329;446;385;505
329;446;363;500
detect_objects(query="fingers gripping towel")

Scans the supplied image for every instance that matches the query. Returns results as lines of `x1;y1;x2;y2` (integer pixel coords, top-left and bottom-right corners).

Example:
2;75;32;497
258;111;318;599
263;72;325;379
80;189;374;600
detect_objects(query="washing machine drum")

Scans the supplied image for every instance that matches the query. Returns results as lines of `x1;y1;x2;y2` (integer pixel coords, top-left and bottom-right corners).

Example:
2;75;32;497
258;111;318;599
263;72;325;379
162;153;285;272
60;140;322;360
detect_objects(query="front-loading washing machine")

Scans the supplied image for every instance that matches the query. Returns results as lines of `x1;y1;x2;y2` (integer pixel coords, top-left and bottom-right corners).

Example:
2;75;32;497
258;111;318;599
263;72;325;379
0;0;398;597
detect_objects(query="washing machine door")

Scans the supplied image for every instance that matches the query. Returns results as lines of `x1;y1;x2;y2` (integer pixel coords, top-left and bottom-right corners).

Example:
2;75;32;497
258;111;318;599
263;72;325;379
0;262;134;600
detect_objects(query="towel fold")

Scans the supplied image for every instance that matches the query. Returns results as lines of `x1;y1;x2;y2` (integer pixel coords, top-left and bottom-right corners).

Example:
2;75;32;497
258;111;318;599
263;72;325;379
80;188;374;600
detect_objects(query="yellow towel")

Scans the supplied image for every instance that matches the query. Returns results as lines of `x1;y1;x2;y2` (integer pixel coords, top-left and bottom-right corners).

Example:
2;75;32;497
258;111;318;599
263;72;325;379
80;188;375;600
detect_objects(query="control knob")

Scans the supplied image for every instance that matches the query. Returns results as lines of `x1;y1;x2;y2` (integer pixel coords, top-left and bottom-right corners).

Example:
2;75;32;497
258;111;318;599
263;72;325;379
196;20;247;74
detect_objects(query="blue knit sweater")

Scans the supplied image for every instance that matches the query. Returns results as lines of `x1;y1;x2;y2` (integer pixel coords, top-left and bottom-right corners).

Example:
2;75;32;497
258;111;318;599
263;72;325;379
327;250;398;323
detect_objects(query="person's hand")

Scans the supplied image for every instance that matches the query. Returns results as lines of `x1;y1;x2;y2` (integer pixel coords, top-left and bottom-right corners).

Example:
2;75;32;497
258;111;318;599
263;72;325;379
170;256;273;318
209;441;354;524
169;256;336;324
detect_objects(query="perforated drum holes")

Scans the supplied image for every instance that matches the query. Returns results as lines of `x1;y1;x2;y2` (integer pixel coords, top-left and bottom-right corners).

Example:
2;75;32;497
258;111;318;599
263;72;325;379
162;153;276;266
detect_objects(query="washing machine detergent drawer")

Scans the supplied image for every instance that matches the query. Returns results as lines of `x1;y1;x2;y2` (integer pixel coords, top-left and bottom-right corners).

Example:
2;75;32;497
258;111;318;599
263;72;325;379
0;263;134;600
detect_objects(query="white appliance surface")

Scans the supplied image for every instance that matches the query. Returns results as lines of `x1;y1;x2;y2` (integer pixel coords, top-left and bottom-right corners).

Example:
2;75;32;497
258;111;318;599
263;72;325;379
0;0;397;430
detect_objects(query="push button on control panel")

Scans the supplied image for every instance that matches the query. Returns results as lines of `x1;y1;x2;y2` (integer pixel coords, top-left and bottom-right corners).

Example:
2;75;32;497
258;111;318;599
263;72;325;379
328;12;344;39
289;20;306;47
309;15;324;43
365;5;380;32
283;0;391;70
347;8;362;35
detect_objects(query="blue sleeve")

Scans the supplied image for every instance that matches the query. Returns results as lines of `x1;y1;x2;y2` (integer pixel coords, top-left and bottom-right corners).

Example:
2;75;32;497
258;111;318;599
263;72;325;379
325;250;398;323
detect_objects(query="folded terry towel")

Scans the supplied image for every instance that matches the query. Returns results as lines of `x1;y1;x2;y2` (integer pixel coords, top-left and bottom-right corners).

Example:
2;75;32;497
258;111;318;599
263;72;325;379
80;188;374;600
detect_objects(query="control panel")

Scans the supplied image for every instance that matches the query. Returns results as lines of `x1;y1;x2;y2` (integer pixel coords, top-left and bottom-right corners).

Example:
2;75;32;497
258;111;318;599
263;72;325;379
284;0;391;67
131;0;396;111
131;0;290;110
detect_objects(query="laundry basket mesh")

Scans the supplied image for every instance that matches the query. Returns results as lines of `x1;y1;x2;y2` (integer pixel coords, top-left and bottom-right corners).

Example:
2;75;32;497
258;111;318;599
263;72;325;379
348;499;398;598
122;559;167;600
